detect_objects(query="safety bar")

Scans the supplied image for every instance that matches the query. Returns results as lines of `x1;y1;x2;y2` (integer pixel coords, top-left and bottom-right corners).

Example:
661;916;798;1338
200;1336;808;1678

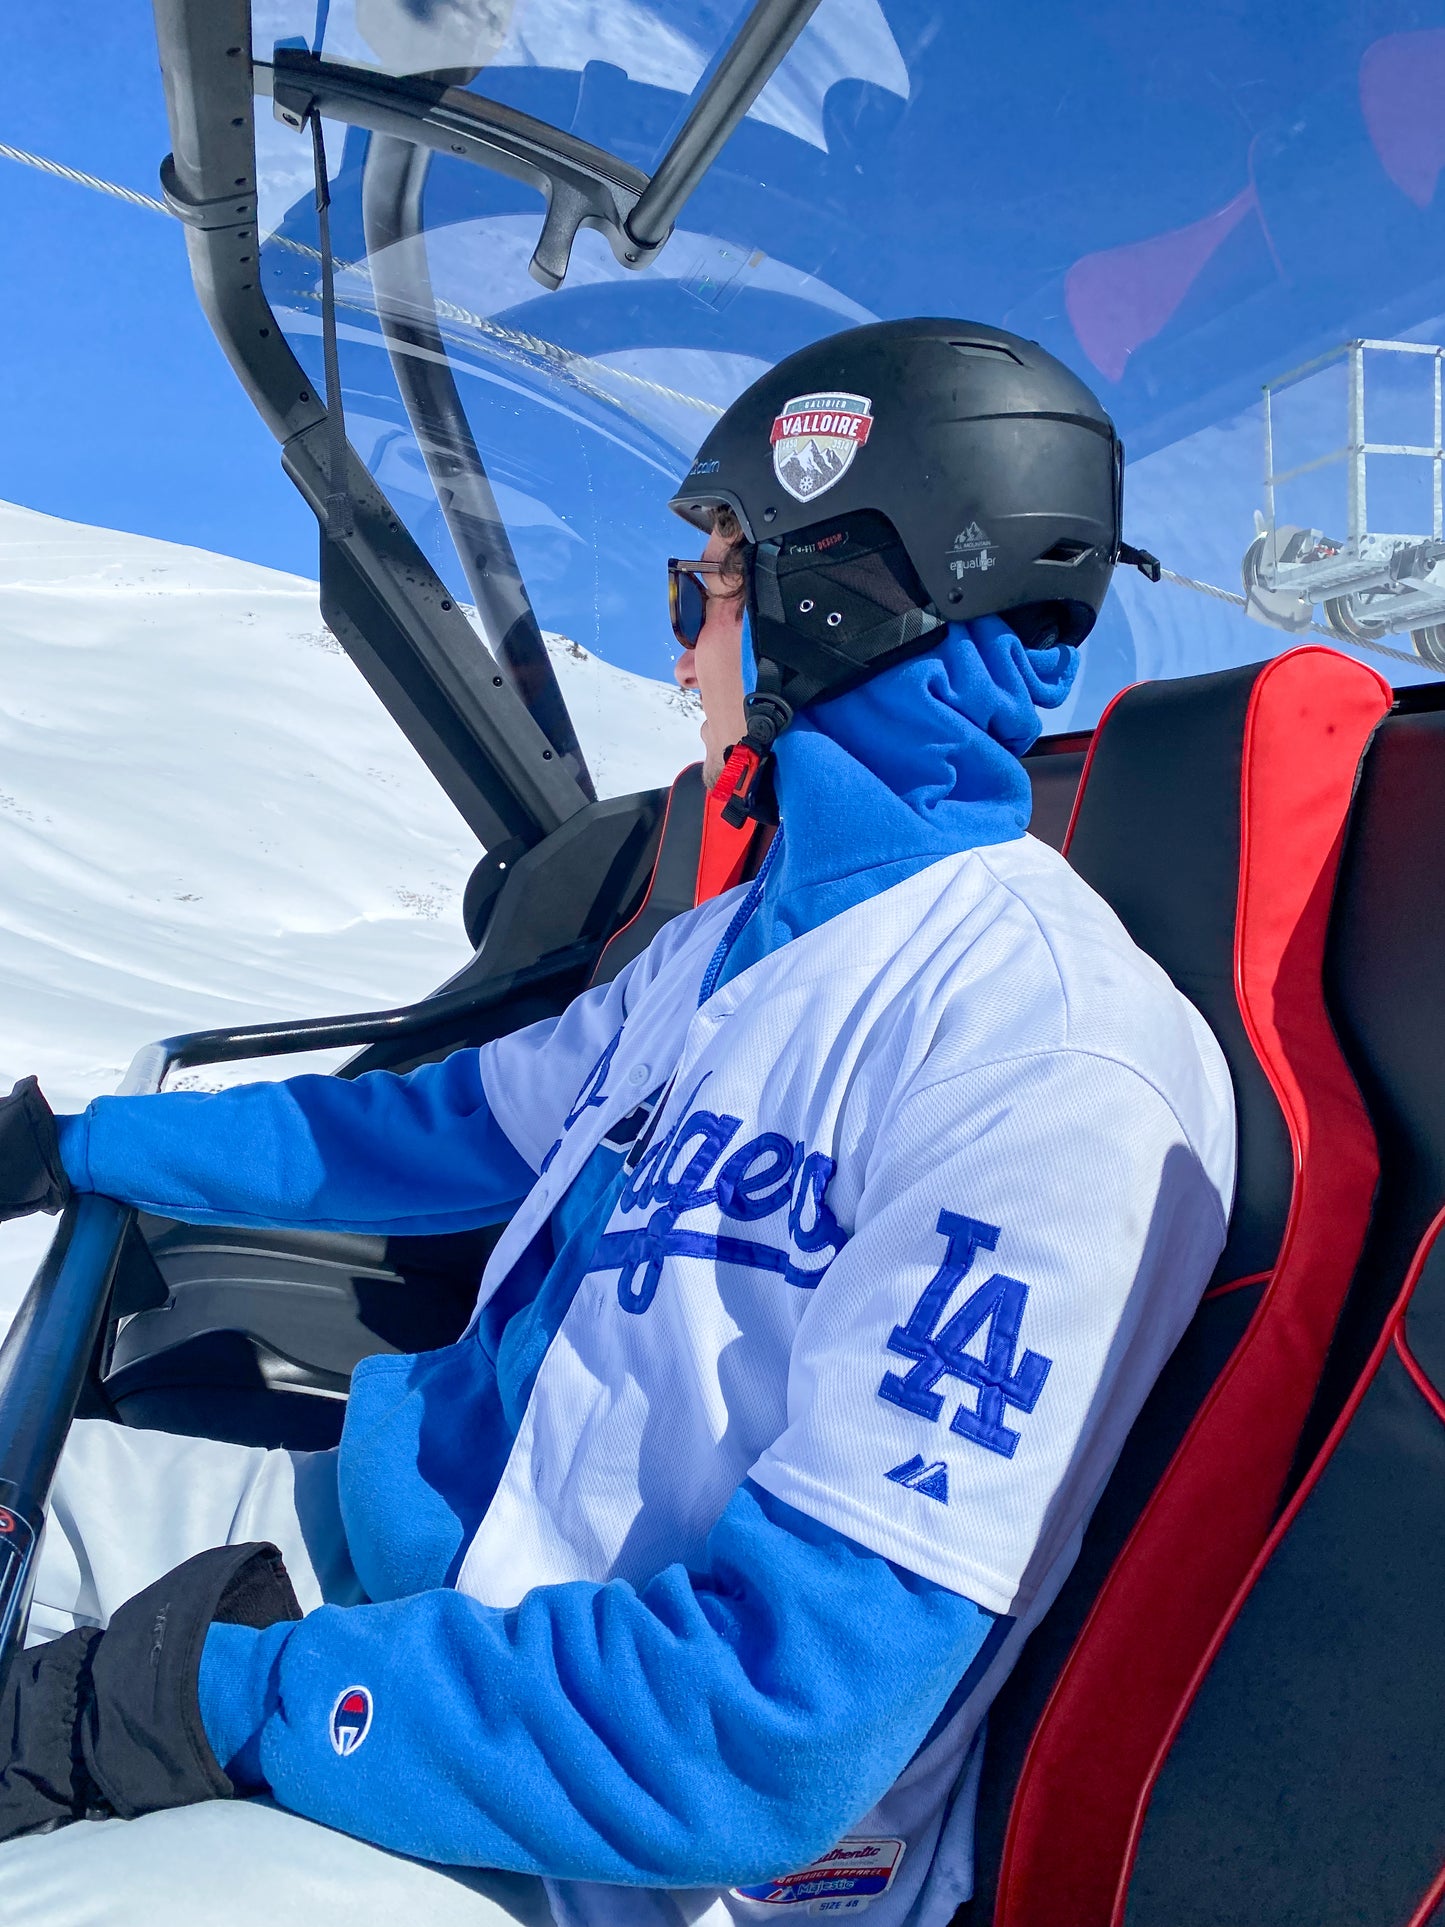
265;0;823;288
268;50;656;291
0;940;589;1685
0;1199;132;1679
624;0;825;250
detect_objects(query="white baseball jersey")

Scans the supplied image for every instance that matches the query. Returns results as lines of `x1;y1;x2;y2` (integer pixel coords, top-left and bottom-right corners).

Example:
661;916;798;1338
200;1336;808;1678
468;834;1235;1927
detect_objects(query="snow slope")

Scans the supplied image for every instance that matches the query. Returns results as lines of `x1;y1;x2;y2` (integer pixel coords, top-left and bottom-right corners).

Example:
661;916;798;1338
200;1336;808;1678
0;499;703;1323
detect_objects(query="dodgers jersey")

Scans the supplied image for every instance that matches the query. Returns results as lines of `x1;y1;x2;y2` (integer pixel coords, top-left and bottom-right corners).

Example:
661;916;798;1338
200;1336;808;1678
467;834;1234;1926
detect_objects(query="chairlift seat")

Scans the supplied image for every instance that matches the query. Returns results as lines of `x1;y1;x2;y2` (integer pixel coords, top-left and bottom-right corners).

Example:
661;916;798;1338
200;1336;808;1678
962;647;1390;1927
1115;696;1445;1927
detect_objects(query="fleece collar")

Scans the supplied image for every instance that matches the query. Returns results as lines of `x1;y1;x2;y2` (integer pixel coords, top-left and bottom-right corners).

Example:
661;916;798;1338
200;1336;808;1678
715;614;1077;988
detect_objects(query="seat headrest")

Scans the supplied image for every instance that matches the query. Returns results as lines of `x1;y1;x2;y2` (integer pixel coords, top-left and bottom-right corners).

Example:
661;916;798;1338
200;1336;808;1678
1065;648;1391;1286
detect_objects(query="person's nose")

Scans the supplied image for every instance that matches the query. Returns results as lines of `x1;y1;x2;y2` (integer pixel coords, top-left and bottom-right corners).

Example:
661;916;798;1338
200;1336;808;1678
674;647;699;691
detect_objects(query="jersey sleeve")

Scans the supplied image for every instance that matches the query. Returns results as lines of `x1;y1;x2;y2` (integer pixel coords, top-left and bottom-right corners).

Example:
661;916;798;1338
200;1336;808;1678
747;1049;1231;1616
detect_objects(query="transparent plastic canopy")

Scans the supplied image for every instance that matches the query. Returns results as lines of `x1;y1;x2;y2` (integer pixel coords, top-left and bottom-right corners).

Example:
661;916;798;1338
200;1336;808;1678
251;0;1445;722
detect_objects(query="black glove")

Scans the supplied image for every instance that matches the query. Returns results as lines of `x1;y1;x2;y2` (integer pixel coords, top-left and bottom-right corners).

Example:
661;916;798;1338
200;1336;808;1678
0;1540;301;1840
0;1076;72;1223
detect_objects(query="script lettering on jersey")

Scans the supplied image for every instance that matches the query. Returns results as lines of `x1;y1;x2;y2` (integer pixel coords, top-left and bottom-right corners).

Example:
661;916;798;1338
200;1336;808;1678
585;1087;848;1315
877;1209;1052;1459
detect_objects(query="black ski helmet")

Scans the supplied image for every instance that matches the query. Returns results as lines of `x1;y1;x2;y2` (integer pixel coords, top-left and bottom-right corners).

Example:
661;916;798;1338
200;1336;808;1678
670;318;1157;733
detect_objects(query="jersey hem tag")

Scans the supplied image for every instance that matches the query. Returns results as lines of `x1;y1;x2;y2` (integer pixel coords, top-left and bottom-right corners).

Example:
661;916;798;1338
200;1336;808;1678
731;1836;905;1912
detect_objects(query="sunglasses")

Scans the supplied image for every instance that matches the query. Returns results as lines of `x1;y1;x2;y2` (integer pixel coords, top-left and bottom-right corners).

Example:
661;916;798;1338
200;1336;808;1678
667;556;745;651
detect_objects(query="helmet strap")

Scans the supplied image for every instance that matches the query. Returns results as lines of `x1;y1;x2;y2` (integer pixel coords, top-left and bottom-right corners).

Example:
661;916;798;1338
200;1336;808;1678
719;666;793;827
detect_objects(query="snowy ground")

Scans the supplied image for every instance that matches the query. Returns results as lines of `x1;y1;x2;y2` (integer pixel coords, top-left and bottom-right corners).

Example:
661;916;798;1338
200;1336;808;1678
0;499;702;1325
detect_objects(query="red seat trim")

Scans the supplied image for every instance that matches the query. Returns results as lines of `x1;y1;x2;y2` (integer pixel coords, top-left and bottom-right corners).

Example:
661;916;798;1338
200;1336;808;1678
1202;1268;1272;1301
1393;1325;1445;1428
1060;685;1131;854
997;647;1392;1927
586;767;694;988
1407;1850;1445;1927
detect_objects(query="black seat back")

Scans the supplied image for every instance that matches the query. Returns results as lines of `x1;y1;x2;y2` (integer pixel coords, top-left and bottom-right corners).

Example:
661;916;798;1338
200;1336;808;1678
1119;694;1445;1927
965;650;1391;1927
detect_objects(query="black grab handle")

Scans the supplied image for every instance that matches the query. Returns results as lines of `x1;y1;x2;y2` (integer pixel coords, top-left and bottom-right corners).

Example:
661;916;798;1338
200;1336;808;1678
0;1194;133;1672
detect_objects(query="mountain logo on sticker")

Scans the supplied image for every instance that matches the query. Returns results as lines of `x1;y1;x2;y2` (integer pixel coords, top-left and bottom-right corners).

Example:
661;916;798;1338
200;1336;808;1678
770;392;874;503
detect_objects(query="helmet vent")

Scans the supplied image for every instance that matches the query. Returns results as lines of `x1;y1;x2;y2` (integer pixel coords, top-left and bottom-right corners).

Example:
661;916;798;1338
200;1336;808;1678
1038;537;1095;566
950;339;1022;362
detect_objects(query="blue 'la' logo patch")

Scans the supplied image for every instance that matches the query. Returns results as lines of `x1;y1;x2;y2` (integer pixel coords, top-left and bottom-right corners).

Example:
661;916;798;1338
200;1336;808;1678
878;1210;1053;1459
329;1685;373;1757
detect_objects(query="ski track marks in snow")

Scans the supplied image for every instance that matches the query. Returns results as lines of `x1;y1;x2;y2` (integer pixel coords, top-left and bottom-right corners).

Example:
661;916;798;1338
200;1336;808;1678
0;499;704;1325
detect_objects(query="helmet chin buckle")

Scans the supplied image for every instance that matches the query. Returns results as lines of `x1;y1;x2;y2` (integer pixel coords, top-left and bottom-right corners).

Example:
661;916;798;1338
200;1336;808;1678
718;692;793;827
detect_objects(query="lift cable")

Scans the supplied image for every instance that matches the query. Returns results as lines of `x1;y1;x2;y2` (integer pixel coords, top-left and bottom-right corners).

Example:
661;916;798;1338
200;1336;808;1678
0;139;173;215
0;138;720;421
0;139;1430;677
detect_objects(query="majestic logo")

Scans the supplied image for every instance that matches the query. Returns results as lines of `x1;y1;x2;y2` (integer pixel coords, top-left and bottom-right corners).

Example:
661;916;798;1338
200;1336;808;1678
948;521;999;578
886;1455;951;1503
329;1686;373;1757
878;1210;1052;1459
770;392;874;504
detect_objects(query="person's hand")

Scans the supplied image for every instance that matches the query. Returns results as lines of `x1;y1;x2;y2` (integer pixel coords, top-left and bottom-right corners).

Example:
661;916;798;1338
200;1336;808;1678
0;1542;301;1840
0;1076;72;1223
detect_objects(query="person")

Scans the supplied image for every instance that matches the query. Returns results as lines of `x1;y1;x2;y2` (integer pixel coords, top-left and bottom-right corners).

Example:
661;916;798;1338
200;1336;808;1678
0;319;1234;1927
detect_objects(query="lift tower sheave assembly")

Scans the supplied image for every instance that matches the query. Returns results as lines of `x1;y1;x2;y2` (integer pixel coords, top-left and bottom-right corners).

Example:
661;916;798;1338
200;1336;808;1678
1243;339;1445;670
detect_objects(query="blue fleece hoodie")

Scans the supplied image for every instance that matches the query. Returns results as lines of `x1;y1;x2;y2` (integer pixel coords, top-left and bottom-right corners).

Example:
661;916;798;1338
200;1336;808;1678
60;619;1076;1879
721;612;1077;985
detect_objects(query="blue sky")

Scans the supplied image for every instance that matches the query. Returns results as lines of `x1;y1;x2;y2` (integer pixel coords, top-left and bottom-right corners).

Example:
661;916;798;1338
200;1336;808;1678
4;1;1444;703
0;2;314;576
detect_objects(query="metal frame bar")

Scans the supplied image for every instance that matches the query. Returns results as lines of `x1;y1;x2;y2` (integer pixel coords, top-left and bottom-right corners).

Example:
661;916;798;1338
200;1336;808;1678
1434;355;1442;542
1348;341;1366;553
152;0;590;852
1264;338;1445;550
262;0;823;287
624;0;826;249
359;131;594;798
268;50;656;292
1262;380;1276;531
0;1196;131;1674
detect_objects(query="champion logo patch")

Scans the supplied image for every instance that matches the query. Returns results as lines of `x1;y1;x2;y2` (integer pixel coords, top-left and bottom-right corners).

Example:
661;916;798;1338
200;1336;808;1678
770;392;874;503
329;1685;373;1757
